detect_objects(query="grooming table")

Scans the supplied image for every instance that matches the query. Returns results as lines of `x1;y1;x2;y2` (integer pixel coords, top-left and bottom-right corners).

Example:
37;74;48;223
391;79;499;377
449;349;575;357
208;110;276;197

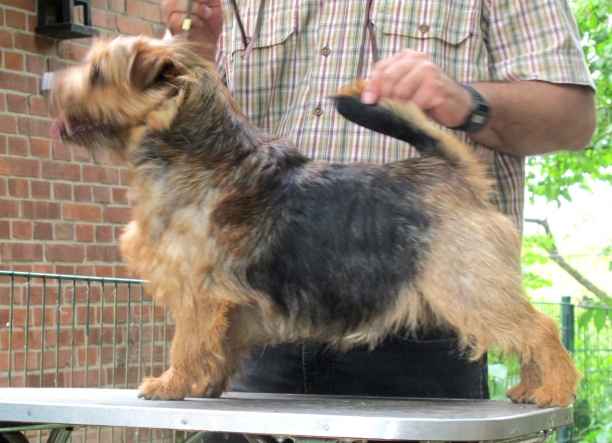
0;388;571;442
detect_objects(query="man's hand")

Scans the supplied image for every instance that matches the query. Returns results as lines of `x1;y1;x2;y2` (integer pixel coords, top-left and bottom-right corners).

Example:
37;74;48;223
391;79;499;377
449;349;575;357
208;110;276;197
362;50;472;129
162;0;223;60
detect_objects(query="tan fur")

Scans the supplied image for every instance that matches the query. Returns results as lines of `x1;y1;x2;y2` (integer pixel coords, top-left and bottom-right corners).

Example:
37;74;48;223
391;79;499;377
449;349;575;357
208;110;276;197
52;36;580;407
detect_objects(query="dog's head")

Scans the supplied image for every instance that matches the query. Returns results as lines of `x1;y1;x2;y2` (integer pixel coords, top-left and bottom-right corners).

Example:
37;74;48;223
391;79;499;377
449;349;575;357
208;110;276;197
51;36;215;156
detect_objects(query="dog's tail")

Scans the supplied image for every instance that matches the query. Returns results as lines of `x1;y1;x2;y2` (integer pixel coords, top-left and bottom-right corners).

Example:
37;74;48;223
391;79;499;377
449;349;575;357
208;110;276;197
333;80;490;200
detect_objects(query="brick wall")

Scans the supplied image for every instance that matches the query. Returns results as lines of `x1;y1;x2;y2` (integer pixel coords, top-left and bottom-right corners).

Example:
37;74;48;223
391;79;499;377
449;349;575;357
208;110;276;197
0;0;165;276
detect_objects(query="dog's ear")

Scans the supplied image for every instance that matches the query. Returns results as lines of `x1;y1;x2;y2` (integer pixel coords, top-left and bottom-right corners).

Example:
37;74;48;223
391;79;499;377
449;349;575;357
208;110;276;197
129;42;184;90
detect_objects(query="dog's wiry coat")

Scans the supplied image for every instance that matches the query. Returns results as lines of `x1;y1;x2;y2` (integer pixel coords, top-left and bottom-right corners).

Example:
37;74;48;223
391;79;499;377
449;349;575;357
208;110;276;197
51;36;579;406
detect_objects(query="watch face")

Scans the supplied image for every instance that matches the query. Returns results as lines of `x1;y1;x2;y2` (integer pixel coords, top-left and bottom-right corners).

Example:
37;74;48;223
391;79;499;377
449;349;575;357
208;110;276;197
465;86;490;133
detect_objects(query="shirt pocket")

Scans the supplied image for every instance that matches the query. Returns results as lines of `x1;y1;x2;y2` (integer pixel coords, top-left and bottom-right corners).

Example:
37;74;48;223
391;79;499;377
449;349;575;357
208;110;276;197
224;0;300;130
372;0;483;82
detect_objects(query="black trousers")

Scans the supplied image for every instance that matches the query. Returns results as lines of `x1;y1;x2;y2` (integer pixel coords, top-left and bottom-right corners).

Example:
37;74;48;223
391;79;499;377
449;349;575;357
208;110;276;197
231;333;489;399
200;333;489;443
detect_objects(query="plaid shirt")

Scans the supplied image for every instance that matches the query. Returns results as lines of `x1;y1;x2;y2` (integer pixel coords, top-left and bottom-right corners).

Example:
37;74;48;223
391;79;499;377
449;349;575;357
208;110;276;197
218;0;593;226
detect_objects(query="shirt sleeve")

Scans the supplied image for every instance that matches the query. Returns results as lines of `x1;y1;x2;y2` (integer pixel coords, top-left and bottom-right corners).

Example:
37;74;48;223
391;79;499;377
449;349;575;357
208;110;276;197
483;0;595;89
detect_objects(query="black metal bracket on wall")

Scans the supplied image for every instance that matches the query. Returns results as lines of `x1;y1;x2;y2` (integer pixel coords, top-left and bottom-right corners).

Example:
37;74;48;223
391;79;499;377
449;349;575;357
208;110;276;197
36;0;98;39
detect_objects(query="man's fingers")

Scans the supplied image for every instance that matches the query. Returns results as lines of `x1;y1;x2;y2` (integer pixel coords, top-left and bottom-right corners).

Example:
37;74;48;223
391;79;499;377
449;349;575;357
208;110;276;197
362;50;429;104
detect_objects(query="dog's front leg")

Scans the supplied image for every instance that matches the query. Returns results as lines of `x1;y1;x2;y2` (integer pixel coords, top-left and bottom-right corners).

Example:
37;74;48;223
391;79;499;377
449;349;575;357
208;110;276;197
138;299;232;400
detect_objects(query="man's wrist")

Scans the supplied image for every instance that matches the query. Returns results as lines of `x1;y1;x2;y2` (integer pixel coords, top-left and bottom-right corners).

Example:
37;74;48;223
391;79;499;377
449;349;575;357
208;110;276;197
450;84;491;133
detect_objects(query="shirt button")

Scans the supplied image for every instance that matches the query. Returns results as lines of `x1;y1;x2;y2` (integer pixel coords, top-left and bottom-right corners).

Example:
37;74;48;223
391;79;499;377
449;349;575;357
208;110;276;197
313;106;323;117
418;24;430;34
320;45;331;57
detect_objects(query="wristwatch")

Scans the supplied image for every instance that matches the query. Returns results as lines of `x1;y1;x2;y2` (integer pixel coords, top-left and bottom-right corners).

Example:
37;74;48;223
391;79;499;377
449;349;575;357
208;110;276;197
451;84;490;133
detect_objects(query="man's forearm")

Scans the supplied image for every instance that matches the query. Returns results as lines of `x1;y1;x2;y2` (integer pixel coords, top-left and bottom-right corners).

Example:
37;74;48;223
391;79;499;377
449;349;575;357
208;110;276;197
470;81;596;156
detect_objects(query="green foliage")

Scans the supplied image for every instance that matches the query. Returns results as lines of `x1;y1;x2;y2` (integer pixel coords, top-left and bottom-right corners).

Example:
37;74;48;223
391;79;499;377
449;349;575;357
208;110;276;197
526;0;612;205
489;304;611;443
578;304;612;331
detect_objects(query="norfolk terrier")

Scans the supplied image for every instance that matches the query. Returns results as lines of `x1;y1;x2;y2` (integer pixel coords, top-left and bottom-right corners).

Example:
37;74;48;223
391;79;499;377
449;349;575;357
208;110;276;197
51;36;579;407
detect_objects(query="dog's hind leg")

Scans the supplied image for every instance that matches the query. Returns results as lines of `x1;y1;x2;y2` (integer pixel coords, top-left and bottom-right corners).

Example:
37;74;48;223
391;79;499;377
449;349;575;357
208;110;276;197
138;297;233;400
415;212;579;407
421;274;579;407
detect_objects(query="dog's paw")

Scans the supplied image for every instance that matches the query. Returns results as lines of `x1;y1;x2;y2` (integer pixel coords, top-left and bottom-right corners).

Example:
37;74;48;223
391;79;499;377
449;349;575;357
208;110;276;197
506;383;532;404
138;369;189;400
190;378;225;398
529;386;575;408
507;383;574;408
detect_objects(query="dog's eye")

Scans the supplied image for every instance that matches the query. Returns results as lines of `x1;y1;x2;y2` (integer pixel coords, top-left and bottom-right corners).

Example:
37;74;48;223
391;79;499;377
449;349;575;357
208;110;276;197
90;65;103;86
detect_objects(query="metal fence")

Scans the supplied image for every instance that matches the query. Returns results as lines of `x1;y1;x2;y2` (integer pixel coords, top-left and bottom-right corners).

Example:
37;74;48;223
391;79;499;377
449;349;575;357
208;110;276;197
1;270;611;443
488;298;611;443
0;270;185;443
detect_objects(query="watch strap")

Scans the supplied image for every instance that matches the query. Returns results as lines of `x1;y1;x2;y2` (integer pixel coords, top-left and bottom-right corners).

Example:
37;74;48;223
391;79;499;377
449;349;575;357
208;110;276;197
451;84;490;133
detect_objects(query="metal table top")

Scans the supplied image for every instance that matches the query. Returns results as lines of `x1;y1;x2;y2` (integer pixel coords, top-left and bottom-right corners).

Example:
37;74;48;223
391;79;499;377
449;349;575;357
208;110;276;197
0;388;572;441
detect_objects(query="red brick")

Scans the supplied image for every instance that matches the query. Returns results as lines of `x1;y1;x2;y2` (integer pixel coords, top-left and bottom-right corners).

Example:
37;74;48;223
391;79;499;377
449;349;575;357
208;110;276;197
0;243;43;261
3;1;36;13
87;245;120;262
0;30;13;48
119;168;130;185
109;0;126;13
0;220;8;238
127;0;161;22
76;224;94;242
11;220;32;239
21;201;61;219
6;93;27;113
0;199;19;217
74;185;92;202
83;165;118;184
5;9;27;29
55;264;75;274
18;117;51;138
116;15;152;36
0;177;5;195
29;96;49;117
26;14;37;33
51;141;71;160
0;157;39;177
57;41;90;62
25;54;44;76
31;263;53;273
4;51;24;70
7;136;28;156
0;115;18;133
92;186;111;203
30;138;50;158
111;187;128;204
54;223;74;241
95;225;113;243
72;145;91;162
95;265;115;277
53;182;72;200
0;135;6;153
33;222;52;240
76;265;95;275
92;9;117;30
63;203;102;222
13;32;55;55
30;180;50;199
45;244;85;263
0;71;37;94
42;161;81;181
0;94;4;113
103;206;130;224
8;177;28;197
